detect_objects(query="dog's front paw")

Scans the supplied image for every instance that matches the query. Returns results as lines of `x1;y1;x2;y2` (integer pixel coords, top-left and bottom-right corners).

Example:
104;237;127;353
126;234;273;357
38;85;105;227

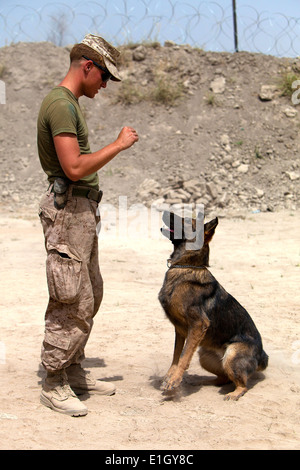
161;374;182;391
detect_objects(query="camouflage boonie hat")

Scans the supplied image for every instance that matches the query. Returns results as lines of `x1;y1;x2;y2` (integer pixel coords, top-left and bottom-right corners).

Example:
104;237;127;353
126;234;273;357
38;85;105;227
81;34;121;81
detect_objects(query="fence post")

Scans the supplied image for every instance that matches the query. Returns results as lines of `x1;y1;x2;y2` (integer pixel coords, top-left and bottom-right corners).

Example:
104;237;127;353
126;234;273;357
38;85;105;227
232;0;239;52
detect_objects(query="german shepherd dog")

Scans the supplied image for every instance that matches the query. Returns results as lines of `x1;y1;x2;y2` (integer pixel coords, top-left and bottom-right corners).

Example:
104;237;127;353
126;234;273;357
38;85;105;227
159;211;268;400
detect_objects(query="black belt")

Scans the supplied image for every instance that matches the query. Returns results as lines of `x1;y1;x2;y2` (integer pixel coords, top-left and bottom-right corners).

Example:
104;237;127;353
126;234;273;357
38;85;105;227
72;186;103;203
50;184;103;203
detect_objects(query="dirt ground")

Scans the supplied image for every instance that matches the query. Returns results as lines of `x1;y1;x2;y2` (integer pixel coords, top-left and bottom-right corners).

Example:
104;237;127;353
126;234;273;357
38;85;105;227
0;206;299;450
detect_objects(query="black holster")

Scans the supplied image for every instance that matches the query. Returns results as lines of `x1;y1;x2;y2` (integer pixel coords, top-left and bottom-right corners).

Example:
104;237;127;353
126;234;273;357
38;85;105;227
53;177;69;209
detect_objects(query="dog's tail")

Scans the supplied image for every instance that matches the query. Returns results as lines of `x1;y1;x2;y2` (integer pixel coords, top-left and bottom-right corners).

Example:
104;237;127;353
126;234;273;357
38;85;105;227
257;350;269;371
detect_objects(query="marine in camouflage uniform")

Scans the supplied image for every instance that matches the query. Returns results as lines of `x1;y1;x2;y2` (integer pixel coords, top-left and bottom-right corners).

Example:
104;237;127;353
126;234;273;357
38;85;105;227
37;34;138;416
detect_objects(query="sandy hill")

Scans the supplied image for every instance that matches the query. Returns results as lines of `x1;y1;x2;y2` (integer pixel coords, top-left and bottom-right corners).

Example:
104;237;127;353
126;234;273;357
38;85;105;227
0;41;299;215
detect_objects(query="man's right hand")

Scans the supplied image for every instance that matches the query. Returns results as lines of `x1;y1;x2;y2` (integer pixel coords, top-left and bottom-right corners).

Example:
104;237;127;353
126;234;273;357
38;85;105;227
116;126;139;150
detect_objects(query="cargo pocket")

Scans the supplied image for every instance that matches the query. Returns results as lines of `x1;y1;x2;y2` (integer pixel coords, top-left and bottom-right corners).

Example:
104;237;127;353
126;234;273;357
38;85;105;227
44;330;70;351
46;250;82;304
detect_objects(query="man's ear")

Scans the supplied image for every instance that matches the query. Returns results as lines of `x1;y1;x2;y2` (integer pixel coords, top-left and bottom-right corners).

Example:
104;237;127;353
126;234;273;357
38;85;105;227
82;59;93;74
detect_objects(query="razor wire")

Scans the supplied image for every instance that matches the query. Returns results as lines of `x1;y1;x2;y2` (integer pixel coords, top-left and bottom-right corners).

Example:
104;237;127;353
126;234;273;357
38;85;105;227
0;1;300;57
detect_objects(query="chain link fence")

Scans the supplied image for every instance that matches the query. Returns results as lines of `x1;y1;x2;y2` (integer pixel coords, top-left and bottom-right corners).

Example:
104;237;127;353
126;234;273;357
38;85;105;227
0;1;300;57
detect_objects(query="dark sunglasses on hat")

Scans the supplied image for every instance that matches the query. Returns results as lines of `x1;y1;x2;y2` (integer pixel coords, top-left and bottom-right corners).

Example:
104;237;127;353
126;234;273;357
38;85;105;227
82;55;112;82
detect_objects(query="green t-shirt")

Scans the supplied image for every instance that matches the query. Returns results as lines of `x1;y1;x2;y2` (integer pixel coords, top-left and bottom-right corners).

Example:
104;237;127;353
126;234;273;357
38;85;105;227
37;86;99;189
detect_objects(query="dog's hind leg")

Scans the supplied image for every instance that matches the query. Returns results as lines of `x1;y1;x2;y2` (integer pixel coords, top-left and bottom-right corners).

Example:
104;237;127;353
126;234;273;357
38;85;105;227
199;347;230;385
222;343;258;400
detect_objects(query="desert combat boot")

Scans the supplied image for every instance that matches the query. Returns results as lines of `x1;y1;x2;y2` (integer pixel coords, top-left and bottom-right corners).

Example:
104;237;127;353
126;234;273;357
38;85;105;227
40;369;88;417
66;363;116;396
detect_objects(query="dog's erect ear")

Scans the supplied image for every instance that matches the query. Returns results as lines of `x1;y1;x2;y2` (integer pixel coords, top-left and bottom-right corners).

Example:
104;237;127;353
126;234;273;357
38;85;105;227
191;209;205;233
162;211;172;228
186;210;204;250
161;211;184;242
204;217;218;243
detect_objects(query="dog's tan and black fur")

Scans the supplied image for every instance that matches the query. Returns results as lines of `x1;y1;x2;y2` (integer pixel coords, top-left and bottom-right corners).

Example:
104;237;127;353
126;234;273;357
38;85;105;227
159;211;268;400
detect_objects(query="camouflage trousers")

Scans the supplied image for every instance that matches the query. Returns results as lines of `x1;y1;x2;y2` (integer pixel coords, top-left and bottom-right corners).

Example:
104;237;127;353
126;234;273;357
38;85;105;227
39;186;103;372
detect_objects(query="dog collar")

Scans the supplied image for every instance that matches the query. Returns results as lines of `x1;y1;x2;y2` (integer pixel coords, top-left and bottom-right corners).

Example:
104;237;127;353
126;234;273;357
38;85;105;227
167;259;207;269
